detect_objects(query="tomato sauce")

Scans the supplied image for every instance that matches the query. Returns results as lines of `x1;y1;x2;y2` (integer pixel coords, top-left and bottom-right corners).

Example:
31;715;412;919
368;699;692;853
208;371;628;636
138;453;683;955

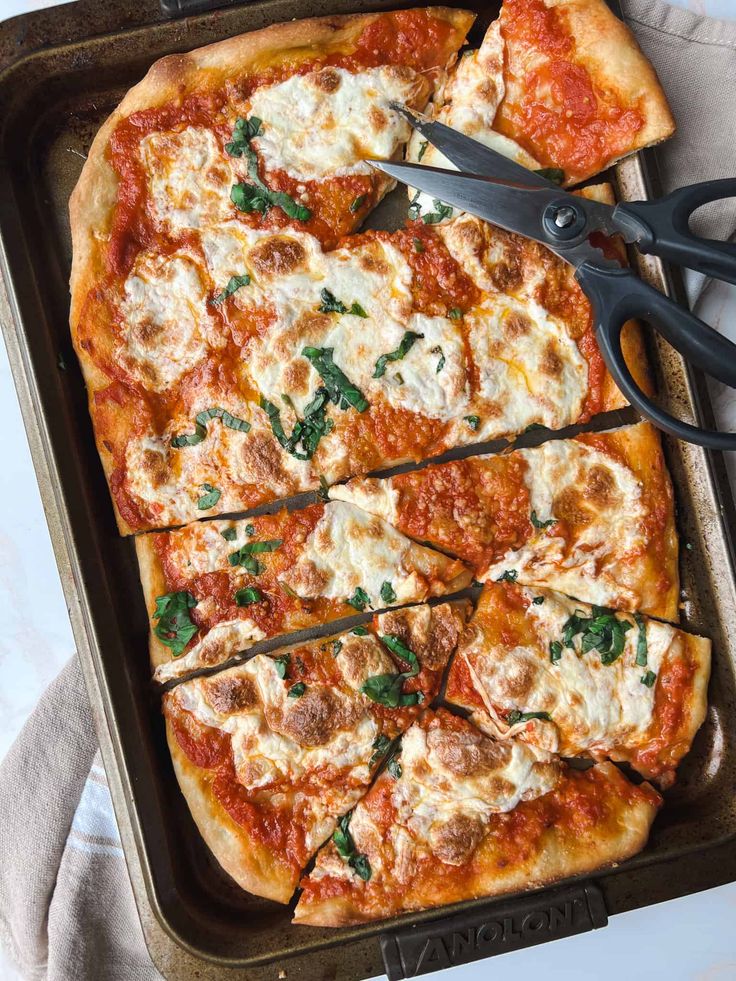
633;655;695;778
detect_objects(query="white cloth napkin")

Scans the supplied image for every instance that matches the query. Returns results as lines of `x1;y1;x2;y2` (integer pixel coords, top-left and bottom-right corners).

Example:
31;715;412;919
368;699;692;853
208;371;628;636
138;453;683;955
1;3;736;978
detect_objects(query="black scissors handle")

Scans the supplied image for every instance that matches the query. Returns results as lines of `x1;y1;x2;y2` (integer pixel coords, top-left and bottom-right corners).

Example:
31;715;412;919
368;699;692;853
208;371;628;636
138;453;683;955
613;179;736;286
576;263;736;450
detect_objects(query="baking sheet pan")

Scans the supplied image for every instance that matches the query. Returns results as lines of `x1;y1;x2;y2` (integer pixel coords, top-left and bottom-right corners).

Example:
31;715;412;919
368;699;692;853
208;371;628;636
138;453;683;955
2;0;736;975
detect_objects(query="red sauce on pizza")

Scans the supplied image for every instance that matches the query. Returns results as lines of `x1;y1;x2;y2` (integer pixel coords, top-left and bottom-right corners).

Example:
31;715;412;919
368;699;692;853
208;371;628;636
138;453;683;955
633;654;696;778
496;0;645;179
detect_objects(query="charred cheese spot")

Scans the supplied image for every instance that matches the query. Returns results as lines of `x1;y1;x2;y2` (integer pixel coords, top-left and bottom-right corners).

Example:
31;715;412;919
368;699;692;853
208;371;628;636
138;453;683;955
504;310;532;339
336;634;395;691
553;486;593;528
285;559;331;598
313;67;341;93
377;604;466;671
428;726;513;779
270;687;361;747
429;813;485;866
585;464;619;508
205;675;259;714
250;236;308;279
540;341;564;379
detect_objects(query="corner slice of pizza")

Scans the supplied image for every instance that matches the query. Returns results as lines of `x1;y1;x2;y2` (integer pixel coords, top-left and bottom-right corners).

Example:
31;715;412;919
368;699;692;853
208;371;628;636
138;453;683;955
446;583;711;786
293;708;661;925
137;499;472;683
163;602;470;903
331;421;678;621
406;0;674;213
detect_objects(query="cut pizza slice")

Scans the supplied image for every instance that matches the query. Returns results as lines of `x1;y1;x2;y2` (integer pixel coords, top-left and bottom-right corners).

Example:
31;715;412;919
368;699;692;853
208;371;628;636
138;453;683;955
331;421;679;621
446;583;711;786
163;602;470;903
137;499;471;683
406;0;674;218
293;708;661;926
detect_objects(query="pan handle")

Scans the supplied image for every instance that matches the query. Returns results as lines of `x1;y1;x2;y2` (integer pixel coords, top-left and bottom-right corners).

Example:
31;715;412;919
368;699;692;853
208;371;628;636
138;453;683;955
380;883;607;979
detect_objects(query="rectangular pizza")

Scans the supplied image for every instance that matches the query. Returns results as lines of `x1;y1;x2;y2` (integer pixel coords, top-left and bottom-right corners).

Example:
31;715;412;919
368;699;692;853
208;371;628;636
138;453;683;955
332;421;679;621
294;709;661;925
137;499;471;682
163;602;470;902
446;582;711;785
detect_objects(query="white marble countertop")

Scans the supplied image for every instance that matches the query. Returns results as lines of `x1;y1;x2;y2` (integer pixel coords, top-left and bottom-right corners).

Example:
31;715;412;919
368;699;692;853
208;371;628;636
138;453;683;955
2;0;736;978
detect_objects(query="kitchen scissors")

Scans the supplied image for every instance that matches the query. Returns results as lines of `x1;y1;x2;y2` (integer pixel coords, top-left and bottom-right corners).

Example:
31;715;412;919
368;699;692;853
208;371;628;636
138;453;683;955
370;105;736;450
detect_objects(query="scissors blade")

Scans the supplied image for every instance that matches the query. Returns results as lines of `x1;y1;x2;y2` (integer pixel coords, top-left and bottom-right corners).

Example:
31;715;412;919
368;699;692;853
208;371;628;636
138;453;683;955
390;103;553;188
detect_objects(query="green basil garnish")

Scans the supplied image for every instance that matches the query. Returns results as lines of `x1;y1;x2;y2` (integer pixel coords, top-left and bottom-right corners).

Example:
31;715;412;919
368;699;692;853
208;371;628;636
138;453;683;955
379;634;419;674
318;288;368;318
302;347;369;412
152;591;198;657
634;612;648;666
235;587;262;607
496;569;518;583
560;605;632;665
641;670;657;688
507;710;551;726
347;586;370;612
422;199;453;224
333;812;371;881
349;194;366;213
225;115;263;157
288;682;307;698
231;181;311;221
221;527;237;541
360;635;421;708
448;307;463;321
533;596;545;605
530;510;556;530
408;190;422;221
332;639;343;657
211;274;250;306
370;734;391;766
317;474;330;502
171;406;250;448
197;483;221;510
228;538;282;576
464;415;480;431
387;757;402;779
431;345;445;373
417;140;428;162
260;389;334;461
274;653;291;679
534;167;565;185
352;625;369;636
373;331;424;379
413;237;425;254
549;640;562;663
380;581;396;604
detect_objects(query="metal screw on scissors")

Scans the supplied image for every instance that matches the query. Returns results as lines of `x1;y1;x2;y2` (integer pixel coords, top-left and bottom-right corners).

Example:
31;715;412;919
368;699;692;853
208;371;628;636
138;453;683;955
370;104;736;451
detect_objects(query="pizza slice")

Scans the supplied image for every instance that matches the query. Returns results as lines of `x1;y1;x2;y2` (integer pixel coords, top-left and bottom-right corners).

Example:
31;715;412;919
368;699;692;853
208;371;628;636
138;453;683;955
163;602;470;903
406;0;674;210
137;499;471;683
331;421;679;622
293;708;661;926
446;583;711;786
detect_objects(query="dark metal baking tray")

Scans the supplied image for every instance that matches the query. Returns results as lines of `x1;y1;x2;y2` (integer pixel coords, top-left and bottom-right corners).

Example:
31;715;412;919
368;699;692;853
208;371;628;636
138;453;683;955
2;0;736;977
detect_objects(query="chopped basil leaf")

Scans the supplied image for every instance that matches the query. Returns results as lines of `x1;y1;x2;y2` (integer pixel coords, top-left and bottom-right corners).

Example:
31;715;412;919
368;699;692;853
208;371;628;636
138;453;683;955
535;167;565;185
387;757;402;779
245;524;255;536
197;483;221;510
260;388;334;461
373;331;424;379
235;587;263;607
347;586;371;612
533;596;545;605
496;569;518;583
560;606;632;665
302;347;369;412
530;510;556;529
211;274;250;305
417;140;428;161
464;415;480;431
231;181;311;221
641;670;657;688
380;635;420;675
172;406;250;448
317;474;330;502
318;288;367;318
288;682;307;698
370;734;391;766
422;199;453;224
507;710;551;726
634;612;648;666
274;653;291;679
360;673;422;708
524;423;546;433
352;625;369;636
221;527;237;541
448;307;463;321
332;813;371;881
549;640;562;663
413;237;425;253
152;591;198;657
380;581;396;604
225;116;263;156
408;190;422;221
332;639;343;657
392;371;404;386
228;538;282;575
431;345;446;373
349;194;367;213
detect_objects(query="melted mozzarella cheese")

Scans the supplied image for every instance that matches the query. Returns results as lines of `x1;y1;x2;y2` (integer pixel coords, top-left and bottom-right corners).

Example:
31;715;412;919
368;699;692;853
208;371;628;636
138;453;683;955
119;251;212;391
247;66;425;181
466;587;674;754
155;619;267;684
140;126;237;232
480;440;647;606
329;477;400;527
458;295;588;436
280;501;431;604
405;23;540;222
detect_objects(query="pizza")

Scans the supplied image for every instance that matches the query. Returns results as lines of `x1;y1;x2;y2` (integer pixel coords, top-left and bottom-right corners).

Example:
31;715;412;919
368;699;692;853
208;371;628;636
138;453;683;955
446;583;710;785
407;0;675;212
163;602;470;902
67;5;659;535
293;709;661;925
137;499;471;682
332;421;679;621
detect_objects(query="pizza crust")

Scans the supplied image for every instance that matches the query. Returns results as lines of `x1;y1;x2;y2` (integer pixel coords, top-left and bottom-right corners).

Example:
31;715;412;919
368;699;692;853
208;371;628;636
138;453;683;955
135;534;171;671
